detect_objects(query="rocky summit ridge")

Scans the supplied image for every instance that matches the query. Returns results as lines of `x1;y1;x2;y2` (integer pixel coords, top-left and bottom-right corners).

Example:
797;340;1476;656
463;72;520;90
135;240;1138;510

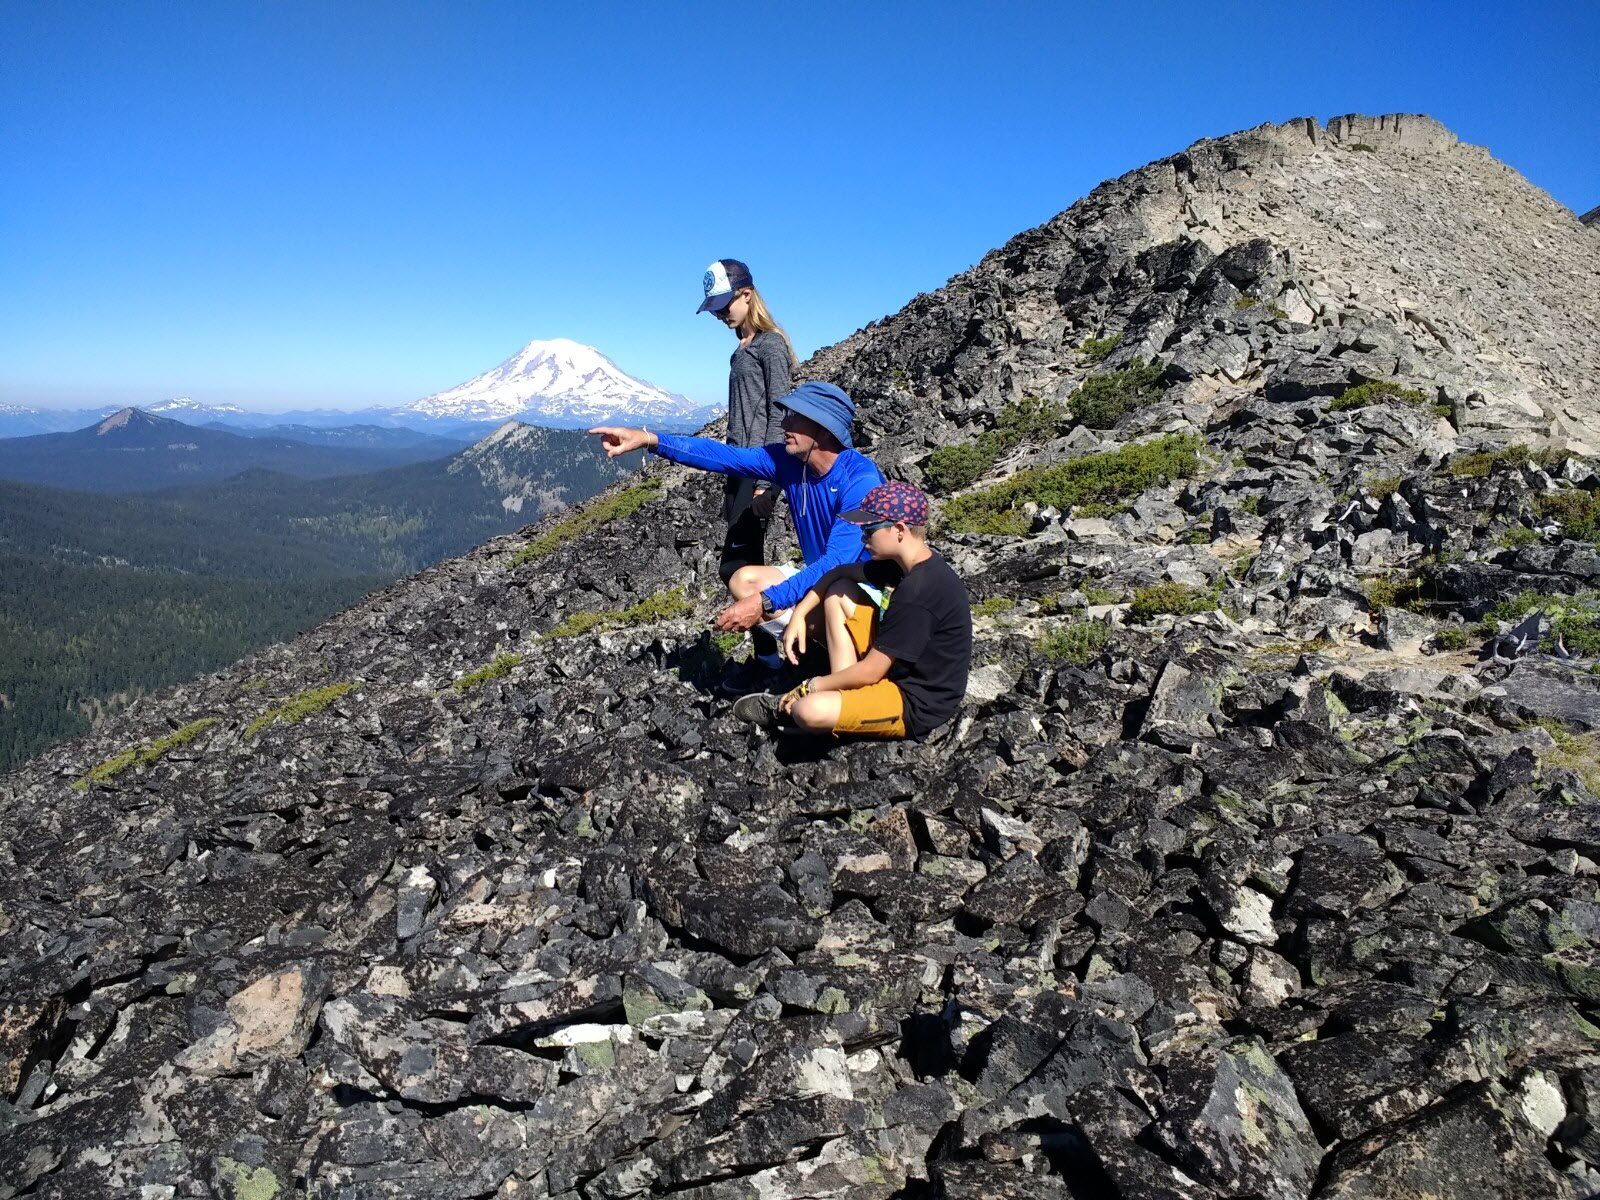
3;114;1600;1199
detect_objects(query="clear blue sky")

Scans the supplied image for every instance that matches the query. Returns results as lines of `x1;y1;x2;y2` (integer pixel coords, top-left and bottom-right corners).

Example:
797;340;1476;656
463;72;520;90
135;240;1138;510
3;2;1596;412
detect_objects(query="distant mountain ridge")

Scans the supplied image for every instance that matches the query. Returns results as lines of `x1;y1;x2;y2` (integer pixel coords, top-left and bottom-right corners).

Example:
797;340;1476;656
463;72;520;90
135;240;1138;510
0;408;469;492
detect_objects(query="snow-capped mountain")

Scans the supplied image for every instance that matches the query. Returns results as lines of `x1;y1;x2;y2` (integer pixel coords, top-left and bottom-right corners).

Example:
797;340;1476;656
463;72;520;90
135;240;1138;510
400;338;713;430
146;397;249;422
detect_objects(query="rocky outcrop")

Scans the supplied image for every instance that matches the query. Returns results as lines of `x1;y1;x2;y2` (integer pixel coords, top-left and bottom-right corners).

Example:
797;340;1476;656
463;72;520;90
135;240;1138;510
3;114;1600;1198
815;112;1600;454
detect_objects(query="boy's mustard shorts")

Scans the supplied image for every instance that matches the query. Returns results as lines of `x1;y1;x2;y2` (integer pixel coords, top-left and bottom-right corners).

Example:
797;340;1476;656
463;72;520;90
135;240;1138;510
834;679;907;739
836;601;905;737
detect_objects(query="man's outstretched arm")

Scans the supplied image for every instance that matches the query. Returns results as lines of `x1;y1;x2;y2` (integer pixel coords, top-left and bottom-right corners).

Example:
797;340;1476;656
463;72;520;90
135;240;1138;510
591;426;658;456
590;427;782;480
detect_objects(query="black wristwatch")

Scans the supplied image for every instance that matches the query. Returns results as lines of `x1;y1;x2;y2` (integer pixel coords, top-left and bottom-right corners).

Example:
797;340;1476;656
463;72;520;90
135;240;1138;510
760;593;776;617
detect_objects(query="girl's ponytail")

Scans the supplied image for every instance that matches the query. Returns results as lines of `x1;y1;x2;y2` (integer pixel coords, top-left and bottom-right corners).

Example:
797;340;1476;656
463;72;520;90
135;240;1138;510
744;287;800;375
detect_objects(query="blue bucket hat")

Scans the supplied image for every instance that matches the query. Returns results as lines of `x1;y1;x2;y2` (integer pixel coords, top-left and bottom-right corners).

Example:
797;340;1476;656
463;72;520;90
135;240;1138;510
776;381;856;449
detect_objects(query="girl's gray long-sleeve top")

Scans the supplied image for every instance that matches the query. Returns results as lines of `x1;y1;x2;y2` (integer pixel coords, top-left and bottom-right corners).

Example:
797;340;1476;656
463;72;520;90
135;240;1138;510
727;331;792;487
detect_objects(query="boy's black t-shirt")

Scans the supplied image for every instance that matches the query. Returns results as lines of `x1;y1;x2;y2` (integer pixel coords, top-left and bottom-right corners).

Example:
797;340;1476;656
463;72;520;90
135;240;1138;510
814;551;973;737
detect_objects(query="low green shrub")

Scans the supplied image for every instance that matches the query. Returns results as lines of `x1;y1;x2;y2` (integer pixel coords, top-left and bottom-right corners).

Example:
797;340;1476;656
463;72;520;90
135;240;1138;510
1068;359;1166;429
923;394;1069;495
1327;381;1428;413
1447;443;1564;479
1496;526;1540;550
1363;574;1425;611
943;434;1204;535
924;442;994;494
1349;143;1378;152
1129;580;1219;621
507;481;662;568
1079;335;1121;363
1433;627;1470;651
453;652;524;692
1536;491;1600;544
75;717;218;790
1366;476;1403;501
971;596;1018;618
1233;295;1288;318
545;586;692;640
1483;590;1600;657
1037;620;1112;664
247;683;356;738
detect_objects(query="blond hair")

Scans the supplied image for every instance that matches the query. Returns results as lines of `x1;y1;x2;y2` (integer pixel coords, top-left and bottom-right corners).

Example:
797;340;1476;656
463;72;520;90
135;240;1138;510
742;286;799;374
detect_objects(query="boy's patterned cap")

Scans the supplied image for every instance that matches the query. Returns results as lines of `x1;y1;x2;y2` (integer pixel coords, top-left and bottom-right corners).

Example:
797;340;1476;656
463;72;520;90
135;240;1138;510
841;480;929;527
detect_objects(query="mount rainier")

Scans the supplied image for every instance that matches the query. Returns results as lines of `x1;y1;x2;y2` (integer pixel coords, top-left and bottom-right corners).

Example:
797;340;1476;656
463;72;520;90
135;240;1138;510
399;337;713;430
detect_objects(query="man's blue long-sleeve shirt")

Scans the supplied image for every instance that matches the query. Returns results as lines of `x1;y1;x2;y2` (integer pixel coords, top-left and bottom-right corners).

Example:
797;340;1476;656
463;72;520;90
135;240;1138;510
653;433;885;611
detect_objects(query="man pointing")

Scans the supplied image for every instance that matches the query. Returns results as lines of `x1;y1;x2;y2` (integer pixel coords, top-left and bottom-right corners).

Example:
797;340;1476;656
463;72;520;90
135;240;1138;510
591;381;884;689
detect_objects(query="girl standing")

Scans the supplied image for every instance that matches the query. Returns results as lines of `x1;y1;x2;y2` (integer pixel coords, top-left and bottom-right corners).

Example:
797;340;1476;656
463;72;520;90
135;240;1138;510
697;258;799;586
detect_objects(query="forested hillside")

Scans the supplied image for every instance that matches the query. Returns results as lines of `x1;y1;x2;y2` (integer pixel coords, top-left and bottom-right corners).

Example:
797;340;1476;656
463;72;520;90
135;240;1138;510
0;424;634;768
0;559;385;768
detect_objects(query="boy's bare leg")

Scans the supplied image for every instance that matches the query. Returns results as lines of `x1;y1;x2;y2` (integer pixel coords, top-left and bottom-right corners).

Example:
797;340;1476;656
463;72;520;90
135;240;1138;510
822;583;871;674
789;690;843;733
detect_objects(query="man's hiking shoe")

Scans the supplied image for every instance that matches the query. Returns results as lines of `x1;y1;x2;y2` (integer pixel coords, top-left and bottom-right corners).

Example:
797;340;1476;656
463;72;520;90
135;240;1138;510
732;691;783;727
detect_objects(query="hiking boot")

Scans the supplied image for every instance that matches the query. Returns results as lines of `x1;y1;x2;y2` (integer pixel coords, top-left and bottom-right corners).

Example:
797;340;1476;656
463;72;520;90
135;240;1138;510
732;691;783;727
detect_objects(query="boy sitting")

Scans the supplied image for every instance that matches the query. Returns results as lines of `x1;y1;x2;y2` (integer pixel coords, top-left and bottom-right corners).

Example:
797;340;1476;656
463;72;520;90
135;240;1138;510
734;481;971;740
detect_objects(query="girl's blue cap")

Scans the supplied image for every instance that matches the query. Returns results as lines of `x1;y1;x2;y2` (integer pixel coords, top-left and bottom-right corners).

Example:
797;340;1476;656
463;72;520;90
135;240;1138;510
697;259;754;313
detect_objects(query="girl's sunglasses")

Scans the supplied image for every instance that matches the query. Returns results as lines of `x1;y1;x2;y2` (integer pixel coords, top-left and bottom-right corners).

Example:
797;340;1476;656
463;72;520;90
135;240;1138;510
859;520;895;533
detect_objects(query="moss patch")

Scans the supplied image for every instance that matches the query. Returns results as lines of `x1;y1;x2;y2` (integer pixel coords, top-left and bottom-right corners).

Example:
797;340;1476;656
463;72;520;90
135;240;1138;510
452;653;524;693
545;586;692;640
246;682;357;738
943;434;1203;535
75;717;219;790
507;480;662;568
